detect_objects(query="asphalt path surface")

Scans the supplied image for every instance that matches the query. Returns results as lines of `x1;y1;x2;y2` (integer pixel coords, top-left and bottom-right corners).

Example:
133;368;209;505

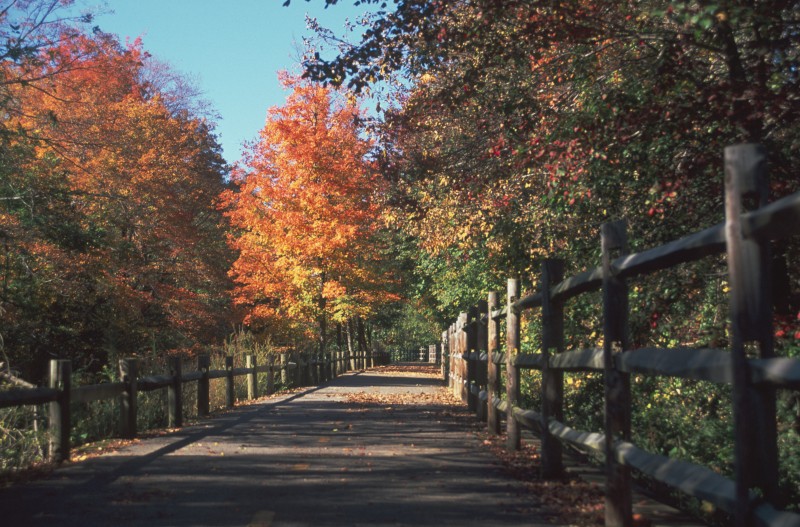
1;366;554;526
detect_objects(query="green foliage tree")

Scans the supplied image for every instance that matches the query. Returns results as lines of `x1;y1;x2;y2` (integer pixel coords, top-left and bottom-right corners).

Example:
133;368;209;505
298;0;800;509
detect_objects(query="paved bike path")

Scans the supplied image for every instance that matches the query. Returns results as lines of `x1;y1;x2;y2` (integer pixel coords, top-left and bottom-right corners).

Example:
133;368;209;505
1;367;554;526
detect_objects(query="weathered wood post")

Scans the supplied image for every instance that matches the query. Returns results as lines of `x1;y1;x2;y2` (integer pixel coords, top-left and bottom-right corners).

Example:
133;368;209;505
302;351;310;387
450;323;456;394
724;143;779;527
298;352;307;386
119;357;139;439
48;359;71;462
347;321;356;371
459;312;469;402
452;320;461;398
320;351;326;382
246;354;258;400
267;355;276;395
332;346;340;377
168;356;183;428
454;321;460;397
448;323;455;391
280;351;289;385
308;352;316;385
225;355;235;408
476;299;489;422
601;220;632;527
506;277;521;451
441;329;449;380
293;350;302;387
487;291;501;435
466;306;478;412
541;258;565;479
197;354;210;417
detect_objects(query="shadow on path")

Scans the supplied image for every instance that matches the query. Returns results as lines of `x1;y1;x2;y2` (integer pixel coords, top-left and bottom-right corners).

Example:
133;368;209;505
0;366;554;527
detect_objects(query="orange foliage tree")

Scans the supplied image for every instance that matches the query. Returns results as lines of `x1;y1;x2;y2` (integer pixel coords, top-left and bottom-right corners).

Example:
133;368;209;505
221;74;394;354
2;26;232;377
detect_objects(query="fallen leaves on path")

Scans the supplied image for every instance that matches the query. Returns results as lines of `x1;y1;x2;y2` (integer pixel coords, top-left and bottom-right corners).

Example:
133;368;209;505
345;388;461;409
478;432;606;525
370;364;442;378
342;371;608;525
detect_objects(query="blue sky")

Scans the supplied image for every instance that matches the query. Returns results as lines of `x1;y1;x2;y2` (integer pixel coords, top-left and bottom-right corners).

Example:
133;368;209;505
89;0;373;164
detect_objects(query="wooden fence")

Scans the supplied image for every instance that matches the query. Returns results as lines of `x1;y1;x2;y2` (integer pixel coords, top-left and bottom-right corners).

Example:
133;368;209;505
385;348;429;362
0;348;373;464
438;144;800;527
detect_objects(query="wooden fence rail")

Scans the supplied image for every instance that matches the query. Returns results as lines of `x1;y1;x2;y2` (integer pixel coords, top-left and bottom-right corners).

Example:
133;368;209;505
0;349;374;463
439;144;800;527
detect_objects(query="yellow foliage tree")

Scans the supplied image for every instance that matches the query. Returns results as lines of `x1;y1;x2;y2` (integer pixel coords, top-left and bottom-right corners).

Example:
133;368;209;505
221;74;394;351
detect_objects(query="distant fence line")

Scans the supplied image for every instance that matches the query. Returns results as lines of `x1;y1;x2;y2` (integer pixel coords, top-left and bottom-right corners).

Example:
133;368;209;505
0;346;389;463
435;144;800;527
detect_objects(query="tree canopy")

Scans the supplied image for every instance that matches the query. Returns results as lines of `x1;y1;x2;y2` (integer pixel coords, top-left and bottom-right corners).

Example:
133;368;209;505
1;1;232;378
221;74;398;346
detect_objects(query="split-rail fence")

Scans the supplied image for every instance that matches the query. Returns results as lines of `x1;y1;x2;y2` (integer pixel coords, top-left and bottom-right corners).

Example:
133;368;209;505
439;144;800;527
0;348;383;463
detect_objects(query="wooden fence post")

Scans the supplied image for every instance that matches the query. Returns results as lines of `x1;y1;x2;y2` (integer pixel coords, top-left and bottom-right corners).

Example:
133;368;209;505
454;321;461;397
292;350;300;386
246;354;257;400
225;355;235;408
453;320;460;397
506;277;521;451
298;352;305;386
541;258;565;479
197;354;210;417
119;358;139;439
448;324;455;391
281;351;289;385
724;143;779;526
476;299;489;422
168;356;183;428
441;329;449;380
322;351;330;383
48;359;71;462
459;312;469;402
451;321;457;395
267;356;275;395
467;306;478;412
601;220;632;527
487;291;501;435
333;347;340;377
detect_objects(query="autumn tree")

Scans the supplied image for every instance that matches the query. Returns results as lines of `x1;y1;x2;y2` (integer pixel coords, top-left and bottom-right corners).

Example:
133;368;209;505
298;0;800;505
299;0;800;314
2;23;233;379
221;74;394;357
